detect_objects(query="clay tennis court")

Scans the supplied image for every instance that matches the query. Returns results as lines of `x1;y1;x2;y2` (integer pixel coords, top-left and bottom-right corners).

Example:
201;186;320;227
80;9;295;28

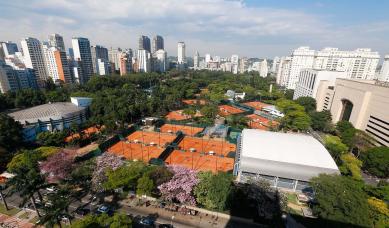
243;101;271;110
218;105;245;116
182;99;207;105
246;114;279;130
160;124;204;136
177;136;236;156
165;150;234;172
107;131;177;162
165;110;203;121
65;126;102;142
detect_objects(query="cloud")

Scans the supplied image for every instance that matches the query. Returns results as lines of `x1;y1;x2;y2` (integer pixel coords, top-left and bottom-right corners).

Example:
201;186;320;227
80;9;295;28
0;0;388;57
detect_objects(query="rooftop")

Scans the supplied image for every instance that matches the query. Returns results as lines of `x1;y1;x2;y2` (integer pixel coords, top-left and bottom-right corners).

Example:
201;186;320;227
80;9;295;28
9;102;85;124
241;129;338;170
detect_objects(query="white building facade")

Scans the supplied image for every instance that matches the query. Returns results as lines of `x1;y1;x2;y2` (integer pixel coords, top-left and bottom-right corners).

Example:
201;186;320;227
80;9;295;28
21;37;48;88
378;55;389;82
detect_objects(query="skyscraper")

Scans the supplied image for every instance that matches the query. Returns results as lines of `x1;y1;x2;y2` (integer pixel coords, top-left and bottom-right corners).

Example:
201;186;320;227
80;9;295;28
153;49;167;72
137;49;151;73
138;35;151;53
91;45;109;74
108;47;122;71
119;52;132;76
177;42;186;64
71;37;93;84
48;34;65;52
42;44;72;84
193;51;200;69
259;59;268;77
1;41;19;57
152;35;164;53
21;37;48;87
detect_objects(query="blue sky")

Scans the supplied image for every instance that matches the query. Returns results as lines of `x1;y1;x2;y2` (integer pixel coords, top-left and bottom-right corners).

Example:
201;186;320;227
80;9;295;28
0;0;388;58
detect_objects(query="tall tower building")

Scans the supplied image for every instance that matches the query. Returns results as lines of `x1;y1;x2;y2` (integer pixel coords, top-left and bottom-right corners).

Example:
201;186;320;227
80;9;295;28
152;35;164;53
21;37;48;88
71;37;93;84
379;55;389;82
91;45;109;74
137;49;151;73
1;41;19;57
193;51;200;69
119;52;132;76
48;34;65;52
42;45;72;84
153;49;167;72
108;47;122;71
138;35;151;53
177;42;186;64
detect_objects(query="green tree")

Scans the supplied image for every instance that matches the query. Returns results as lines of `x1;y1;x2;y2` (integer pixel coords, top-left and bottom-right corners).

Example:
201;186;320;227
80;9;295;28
39;189;71;228
103;162;145;191
336;121;357;148
7;150;46;217
339;153;362;180
309;110;333;132
284;89;294;100
194;172;232;211
368;197;389;228
324;135;348;161
71;213;132;228
0;114;23;170
311;174;372;227
136;175;154;196
200;104;219;119
295;96;316;113
36;131;67;147
276;99;311;131
361;147;389;178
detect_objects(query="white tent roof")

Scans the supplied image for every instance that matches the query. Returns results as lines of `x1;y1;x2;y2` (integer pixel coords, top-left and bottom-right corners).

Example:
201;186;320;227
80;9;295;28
241;129;338;170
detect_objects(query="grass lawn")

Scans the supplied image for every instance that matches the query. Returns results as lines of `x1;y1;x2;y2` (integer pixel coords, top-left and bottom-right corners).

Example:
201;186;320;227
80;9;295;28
0;204;21;216
286;193;298;204
30;216;39;224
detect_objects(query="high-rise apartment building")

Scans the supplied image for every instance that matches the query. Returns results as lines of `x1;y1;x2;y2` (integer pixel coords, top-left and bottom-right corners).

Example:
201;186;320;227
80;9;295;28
108;47;122;71
271;56;280;73
138;35;151;53
153;49;167;72
193;51;200;69
137;49;151;73
177;42;186;64
1;41;19;57
259;59;268;77
21;37;48;88
48;34;65;52
0;60;19;93
119;52;132;76
276;56;292;86
279;46;380;89
42;45;71;83
152;35;164;53
71;37;93;84
378;55;389;82
91;45;109;74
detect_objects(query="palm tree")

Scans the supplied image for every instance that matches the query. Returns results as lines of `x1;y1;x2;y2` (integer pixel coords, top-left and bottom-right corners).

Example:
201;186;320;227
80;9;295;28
39;189;71;228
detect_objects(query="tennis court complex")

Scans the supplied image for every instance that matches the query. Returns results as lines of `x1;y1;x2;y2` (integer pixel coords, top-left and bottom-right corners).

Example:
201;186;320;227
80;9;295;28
218;105;245;116
165;150;234;172
165;110;202;121
160;124;204;136
107;131;177;162
182;99;207;105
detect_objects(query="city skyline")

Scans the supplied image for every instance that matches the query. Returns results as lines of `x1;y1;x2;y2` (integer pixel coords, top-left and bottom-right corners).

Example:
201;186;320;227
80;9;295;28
1;0;389;58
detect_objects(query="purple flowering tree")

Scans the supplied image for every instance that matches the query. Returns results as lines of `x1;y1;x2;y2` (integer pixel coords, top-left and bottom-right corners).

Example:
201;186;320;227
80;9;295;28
39;149;75;183
91;153;124;192
158;165;199;205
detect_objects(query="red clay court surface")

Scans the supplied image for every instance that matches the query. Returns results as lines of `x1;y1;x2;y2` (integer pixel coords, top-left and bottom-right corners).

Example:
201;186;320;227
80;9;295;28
177;137;236;156
243;101;271;110
165;110;202;121
182;99;207;105
246;114;279;130
165;150;234;172
160;124;204;136
65;126;102;142
218;105;245;116
107;131;177;162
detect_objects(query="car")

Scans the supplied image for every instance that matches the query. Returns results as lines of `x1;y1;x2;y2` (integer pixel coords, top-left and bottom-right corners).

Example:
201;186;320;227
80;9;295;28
139;217;155;226
75;207;90;216
95;205;114;216
159;224;173;228
46;186;58;193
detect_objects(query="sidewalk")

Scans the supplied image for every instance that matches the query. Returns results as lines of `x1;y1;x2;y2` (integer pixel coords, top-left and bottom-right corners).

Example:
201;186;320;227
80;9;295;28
0;212;36;228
